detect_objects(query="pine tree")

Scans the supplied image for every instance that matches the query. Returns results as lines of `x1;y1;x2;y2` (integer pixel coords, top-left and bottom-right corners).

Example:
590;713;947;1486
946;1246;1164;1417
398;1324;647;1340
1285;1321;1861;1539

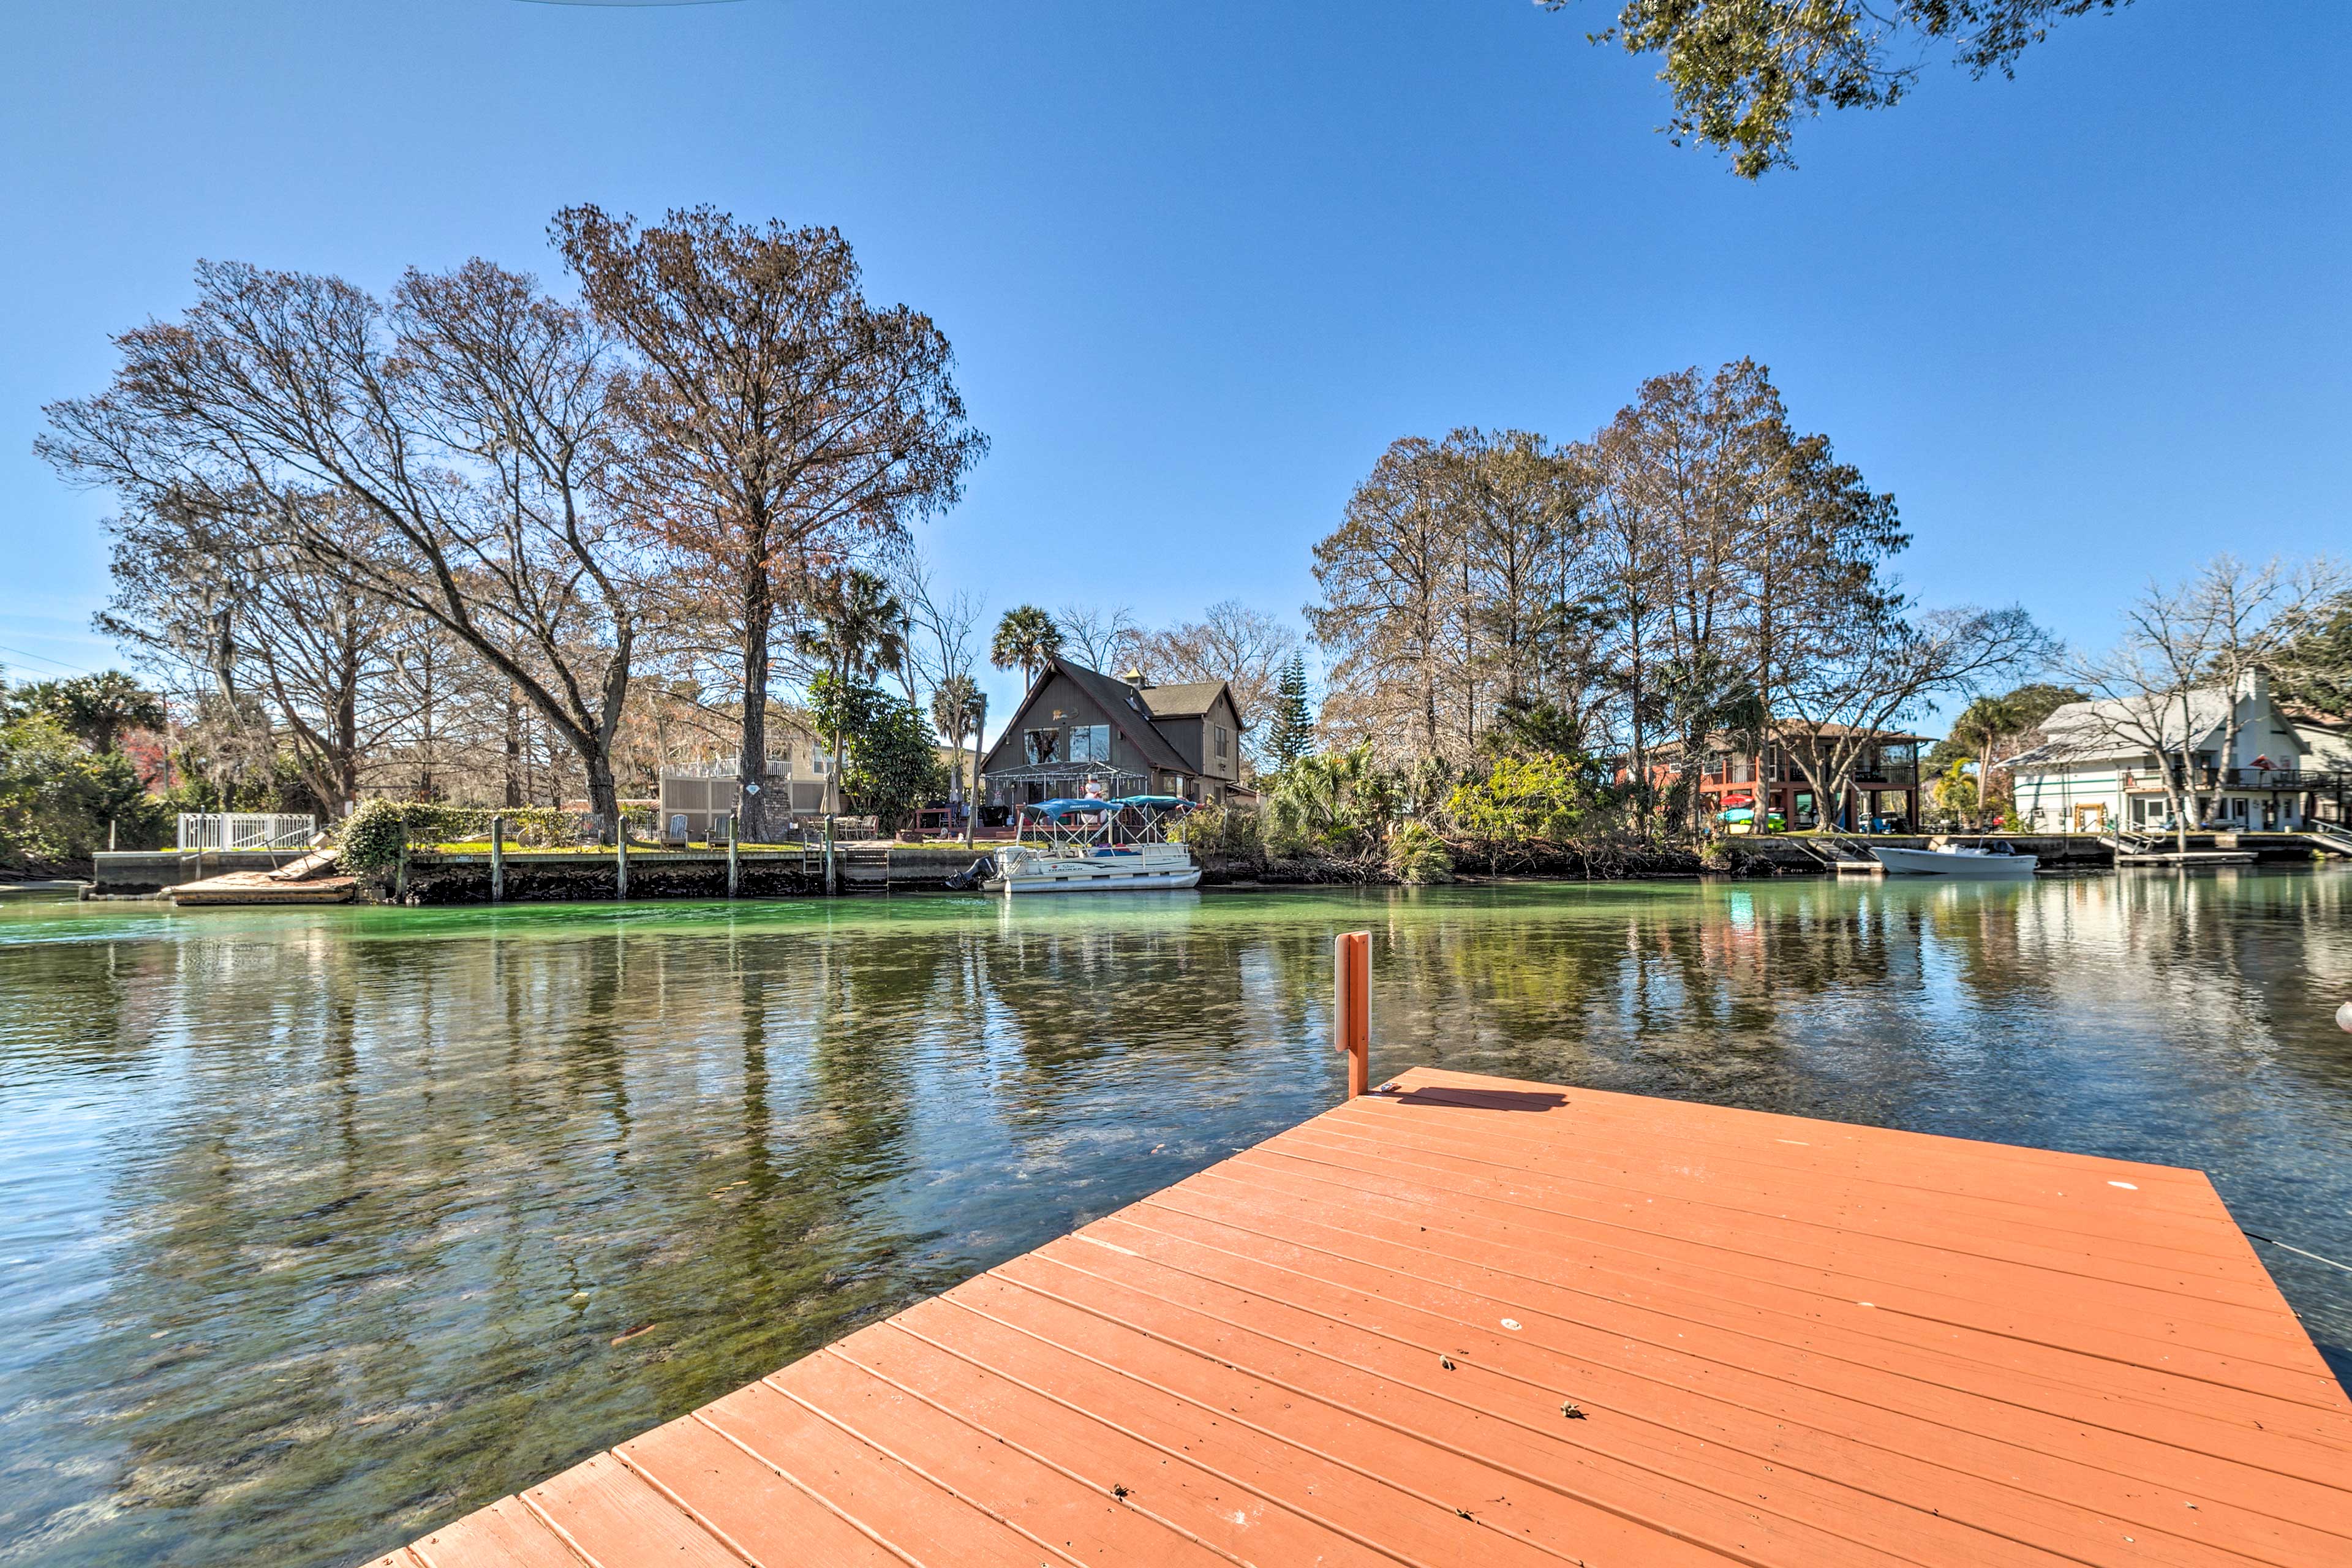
1267;654;1314;770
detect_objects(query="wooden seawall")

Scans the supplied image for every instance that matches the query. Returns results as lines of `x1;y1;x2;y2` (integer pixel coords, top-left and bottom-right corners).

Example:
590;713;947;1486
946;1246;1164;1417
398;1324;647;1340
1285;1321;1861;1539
374;1066;2352;1567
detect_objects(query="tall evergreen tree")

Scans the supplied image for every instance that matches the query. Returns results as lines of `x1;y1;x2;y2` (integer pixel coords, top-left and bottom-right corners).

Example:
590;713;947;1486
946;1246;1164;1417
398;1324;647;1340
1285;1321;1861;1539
1267;654;1315;770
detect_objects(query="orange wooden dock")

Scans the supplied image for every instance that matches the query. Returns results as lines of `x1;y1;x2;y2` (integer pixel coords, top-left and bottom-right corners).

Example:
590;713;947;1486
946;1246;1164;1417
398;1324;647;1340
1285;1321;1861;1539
375;1066;2352;1567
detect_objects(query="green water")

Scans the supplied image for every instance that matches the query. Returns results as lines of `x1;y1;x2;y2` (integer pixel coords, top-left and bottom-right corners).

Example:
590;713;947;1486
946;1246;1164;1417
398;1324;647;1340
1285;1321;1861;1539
2;871;2349;1566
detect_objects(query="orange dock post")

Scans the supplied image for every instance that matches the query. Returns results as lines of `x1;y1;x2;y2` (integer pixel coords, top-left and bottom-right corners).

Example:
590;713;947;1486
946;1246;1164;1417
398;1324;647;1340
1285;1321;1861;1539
1334;929;1370;1098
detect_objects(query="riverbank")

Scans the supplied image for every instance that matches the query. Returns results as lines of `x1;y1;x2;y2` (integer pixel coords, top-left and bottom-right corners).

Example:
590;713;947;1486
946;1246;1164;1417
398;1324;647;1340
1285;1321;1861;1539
81;829;2346;903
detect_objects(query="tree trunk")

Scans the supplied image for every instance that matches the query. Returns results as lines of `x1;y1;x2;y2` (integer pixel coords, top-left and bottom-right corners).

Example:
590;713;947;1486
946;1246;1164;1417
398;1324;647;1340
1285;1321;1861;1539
965;693;987;849
503;687;524;808
336;671;358;816
586;755;620;843
739;562;773;843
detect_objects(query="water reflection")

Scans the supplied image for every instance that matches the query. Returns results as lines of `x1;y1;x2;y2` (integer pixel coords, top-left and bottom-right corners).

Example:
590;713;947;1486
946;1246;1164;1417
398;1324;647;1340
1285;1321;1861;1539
1;871;2347;1567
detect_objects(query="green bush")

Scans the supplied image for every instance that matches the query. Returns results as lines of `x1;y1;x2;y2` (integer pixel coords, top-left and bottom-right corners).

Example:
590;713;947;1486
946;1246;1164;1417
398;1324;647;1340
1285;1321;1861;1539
336;801;597;870
1173;801;1264;861
0;713;168;868
1386;821;1455;884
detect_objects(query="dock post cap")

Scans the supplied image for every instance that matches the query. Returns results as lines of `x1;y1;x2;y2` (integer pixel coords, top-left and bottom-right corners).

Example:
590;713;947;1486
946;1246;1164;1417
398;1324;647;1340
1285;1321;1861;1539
1333;930;1370;1099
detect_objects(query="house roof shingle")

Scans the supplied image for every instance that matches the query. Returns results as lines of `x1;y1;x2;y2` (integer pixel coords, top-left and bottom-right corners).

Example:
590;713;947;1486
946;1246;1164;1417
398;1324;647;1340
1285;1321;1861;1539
1137;681;1227;719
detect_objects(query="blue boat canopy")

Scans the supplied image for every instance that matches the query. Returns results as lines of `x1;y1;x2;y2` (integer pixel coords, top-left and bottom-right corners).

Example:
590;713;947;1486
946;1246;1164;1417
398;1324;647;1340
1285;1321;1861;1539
1018;795;1196;819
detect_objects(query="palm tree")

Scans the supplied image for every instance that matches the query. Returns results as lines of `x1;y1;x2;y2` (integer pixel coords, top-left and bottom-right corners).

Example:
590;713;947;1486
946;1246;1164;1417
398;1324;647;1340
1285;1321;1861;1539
929;673;988;845
989;605;1062;690
18;671;164;755
1947;694;2024;831
792;569;908;847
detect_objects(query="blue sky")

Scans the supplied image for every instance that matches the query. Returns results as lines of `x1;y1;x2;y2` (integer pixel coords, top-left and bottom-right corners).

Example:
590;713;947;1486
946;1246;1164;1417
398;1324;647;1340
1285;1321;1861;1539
2;1;2345;731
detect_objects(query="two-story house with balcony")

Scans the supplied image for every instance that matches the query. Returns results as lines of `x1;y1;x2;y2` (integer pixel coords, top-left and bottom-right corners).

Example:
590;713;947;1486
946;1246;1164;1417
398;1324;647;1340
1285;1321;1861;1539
1629;725;1926;833
979;658;1250;814
2004;671;2317;833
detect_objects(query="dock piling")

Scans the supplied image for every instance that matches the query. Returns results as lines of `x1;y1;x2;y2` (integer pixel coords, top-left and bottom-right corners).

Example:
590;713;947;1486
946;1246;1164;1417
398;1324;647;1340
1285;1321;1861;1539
489;816;505;903
615;830;628;902
726;818;739;899
1333;930;1370;1098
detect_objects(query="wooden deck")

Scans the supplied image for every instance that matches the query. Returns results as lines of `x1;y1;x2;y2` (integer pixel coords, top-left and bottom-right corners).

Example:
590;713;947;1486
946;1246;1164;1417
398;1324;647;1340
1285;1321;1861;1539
374;1066;2352;1567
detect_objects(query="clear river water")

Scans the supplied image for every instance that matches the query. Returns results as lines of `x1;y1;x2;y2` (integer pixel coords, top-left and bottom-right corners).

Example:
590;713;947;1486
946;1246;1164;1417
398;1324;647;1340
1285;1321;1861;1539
2;869;2349;1567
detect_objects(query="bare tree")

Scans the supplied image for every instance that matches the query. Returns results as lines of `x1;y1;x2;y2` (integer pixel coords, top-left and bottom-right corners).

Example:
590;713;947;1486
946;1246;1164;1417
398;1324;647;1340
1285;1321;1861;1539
898;552;984;704
1780;602;2057;830
2188;554;2345;782
1054;603;1142;674
2065;554;2343;851
1310;436;1452;760
1134;601;1302;766
40;258;645;832
554;205;986;839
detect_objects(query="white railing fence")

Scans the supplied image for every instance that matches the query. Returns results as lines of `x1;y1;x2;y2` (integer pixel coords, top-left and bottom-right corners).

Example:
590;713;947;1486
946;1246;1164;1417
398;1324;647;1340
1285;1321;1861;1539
176;813;318;851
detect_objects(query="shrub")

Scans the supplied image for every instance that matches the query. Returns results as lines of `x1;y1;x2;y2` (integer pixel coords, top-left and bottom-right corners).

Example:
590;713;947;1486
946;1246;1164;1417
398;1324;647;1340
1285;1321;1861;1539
1387;821;1455;884
1446;753;1596;865
336;801;597;870
1265;746;1401;859
0;712;168;867
1174;801;1263;861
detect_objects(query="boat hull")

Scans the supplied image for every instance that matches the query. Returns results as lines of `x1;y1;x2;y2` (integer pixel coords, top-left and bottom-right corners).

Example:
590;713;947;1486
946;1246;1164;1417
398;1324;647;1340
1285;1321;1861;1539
989;864;1204;892
1869;846;2038;878
984;846;1202;893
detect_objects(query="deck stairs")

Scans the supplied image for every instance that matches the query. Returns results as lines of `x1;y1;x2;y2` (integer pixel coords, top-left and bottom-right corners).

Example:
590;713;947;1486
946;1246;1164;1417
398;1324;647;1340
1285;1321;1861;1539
1800;835;1881;872
2304;824;2352;859
266;846;342;882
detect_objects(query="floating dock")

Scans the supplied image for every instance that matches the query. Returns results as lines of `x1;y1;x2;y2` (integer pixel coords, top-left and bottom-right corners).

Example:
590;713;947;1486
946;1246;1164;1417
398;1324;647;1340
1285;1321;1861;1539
371;1066;2352;1567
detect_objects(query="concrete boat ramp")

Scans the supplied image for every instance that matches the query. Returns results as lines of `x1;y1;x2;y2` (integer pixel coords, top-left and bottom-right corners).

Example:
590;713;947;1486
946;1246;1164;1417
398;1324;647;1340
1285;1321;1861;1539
369;1066;2352;1567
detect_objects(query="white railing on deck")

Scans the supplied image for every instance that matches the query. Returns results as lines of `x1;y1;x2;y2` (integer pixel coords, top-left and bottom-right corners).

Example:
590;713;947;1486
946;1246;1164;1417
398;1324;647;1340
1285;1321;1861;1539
176;813;317;851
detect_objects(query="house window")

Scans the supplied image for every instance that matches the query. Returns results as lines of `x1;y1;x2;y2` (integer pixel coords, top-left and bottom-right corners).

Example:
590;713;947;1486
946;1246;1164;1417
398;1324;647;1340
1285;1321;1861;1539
1025;728;1061;765
1214;725;1230;761
1069;724;1110;763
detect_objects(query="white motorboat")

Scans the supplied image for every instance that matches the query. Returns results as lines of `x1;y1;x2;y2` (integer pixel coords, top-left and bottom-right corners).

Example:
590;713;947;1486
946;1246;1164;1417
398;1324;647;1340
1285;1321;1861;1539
971;796;1203;894
1870;840;2038;878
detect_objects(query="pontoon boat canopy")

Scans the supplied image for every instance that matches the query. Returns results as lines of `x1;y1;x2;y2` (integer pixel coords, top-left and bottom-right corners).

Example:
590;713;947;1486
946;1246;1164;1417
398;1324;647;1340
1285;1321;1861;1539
1016;796;1196;819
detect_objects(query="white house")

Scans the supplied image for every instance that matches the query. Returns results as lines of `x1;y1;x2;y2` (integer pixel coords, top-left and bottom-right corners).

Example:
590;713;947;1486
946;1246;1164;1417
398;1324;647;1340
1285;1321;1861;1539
2286;712;2352;825
2005;671;2313;834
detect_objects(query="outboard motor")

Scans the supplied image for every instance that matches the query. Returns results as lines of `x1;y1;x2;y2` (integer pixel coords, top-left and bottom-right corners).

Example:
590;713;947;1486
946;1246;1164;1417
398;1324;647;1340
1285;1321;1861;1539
943;854;996;892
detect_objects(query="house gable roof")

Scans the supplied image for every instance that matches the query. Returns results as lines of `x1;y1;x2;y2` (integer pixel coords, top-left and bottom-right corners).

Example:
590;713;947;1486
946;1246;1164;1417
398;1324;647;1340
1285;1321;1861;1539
1137;680;1231;720
982;657;1194;775
2012;677;2301;767
2032;687;2233;760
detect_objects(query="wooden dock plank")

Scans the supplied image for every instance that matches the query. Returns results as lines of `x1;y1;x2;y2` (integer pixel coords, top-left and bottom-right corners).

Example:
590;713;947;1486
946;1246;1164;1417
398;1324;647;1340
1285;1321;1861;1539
1257;1133;2315;1354
996;1242;2131;1568
406;1496;580;1568
1123;1187;2352;1487
1217;1148;2345;1404
521;1452;745;1567
1316;1096;2272;1272
612;1414;921;1567
1154;1167;2352;1453
376;1065;2352;1567
1057;1216;2350;1566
